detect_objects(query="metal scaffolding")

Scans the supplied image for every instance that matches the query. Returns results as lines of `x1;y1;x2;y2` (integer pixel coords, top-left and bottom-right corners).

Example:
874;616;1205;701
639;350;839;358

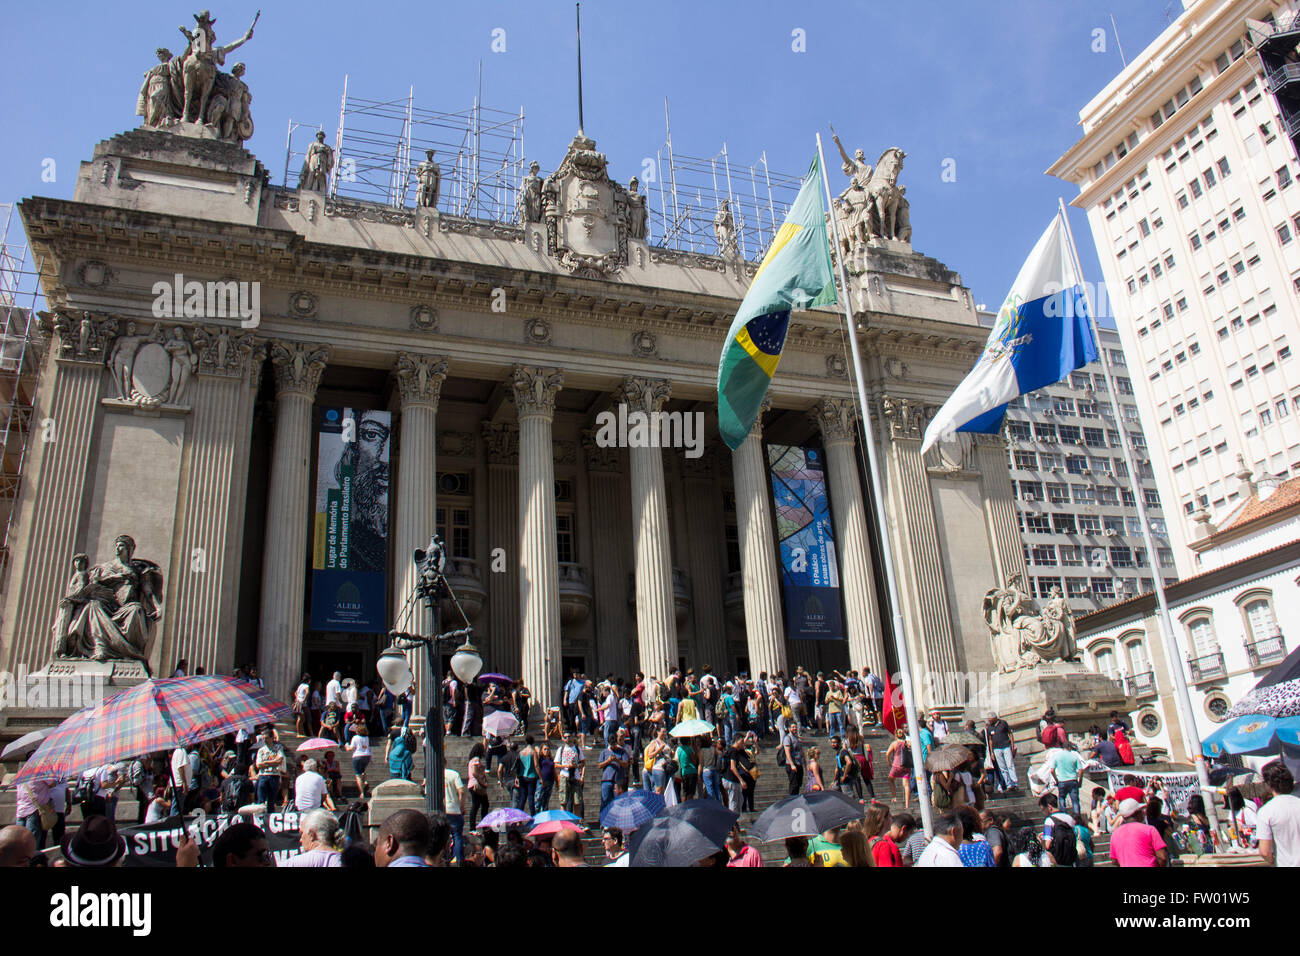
280;84;802;262
648;99;802;261
284;73;527;222
0;203;46;583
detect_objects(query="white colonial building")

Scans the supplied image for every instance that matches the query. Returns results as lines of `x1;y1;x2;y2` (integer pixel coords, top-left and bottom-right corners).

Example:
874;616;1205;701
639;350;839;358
1075;471;1299;759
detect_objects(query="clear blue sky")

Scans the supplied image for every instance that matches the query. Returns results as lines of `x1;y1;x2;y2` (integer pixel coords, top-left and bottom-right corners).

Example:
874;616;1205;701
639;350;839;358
0;1;1178;315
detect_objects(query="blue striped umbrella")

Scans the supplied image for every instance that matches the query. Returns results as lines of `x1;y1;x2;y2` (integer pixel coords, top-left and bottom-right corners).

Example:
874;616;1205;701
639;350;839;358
599;789;665;831
532;809;581;825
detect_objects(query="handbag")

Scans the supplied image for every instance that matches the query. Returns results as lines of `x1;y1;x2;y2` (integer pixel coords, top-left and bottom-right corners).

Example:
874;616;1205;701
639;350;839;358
983;731;995;771
24;785;56;832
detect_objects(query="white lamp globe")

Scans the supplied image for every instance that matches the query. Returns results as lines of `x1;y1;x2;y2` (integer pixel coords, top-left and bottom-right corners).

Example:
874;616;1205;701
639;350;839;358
450;641;483;684
377;645;414;696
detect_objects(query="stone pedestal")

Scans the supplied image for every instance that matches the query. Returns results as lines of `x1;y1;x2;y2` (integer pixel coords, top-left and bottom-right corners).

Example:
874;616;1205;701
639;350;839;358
365;778;427;831
990;663;1133;752
16;659;150;712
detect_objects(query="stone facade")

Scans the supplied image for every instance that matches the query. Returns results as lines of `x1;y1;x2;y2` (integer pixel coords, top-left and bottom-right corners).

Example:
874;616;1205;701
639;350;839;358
2;108;1032;718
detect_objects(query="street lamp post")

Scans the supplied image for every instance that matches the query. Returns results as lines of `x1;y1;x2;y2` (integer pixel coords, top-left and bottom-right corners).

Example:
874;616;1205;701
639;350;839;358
377;534;483;815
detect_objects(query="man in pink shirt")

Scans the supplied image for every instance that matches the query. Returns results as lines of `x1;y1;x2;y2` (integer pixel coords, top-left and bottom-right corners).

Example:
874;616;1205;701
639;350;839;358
1108;798;1169;867
725;825;764;866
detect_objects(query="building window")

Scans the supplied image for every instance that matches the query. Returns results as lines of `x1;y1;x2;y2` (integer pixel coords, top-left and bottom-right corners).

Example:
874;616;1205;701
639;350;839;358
1054;514;1078;535
556;513;576;564
1031;545;1057;565
1185;614;1219;658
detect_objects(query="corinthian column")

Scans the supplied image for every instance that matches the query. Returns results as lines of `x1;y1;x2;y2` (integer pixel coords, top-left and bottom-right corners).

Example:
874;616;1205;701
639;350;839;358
391;353;447;714
620;377;679;679
258;341;329;700
813;398;886;674
514;365;563;709
484;423;520;679
731;400;786;676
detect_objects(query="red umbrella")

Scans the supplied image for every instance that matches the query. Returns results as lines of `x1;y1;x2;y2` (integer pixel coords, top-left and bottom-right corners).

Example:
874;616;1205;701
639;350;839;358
15;675;290;785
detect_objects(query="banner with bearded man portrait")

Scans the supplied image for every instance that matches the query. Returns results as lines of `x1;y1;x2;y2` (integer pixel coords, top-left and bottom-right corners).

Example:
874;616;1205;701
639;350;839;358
310;407;390;632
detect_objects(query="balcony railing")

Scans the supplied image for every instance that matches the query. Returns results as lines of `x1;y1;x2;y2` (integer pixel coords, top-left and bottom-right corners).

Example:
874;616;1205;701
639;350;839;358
1187;650;1227;683
1266;62;1300;93
1126;670;1157;698
1245;631;1287;669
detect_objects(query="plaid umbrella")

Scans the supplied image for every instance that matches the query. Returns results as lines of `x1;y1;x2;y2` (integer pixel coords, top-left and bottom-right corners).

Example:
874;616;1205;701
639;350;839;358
15;676;290;785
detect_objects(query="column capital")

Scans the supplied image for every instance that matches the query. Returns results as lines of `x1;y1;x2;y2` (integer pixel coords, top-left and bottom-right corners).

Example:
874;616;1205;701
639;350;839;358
878;393;933;442
512;364;564;421
618;376;671;416
394;352;448;410
192;325;263;380
746;396;773;439
581;428;621;473
269;340;329;398
812;397;858;446
482;421;519;464
39;311;115;366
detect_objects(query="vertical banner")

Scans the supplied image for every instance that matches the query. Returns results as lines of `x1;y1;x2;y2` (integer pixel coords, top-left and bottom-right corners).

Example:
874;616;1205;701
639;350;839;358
310;407;390;632
766;444;844;640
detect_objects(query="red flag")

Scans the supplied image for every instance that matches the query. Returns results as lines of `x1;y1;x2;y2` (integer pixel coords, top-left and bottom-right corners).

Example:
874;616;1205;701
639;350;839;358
881;670;905;735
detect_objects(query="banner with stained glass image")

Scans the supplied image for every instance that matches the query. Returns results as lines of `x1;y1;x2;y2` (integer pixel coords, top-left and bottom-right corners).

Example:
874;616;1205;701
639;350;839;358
310;407;390;632
766;443;844;641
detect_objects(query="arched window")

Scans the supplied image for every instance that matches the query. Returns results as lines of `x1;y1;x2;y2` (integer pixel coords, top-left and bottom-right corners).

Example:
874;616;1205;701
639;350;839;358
1094;645;1118;679
1124;635;1150;676
1243;598;1278;642
1184;615;1219;657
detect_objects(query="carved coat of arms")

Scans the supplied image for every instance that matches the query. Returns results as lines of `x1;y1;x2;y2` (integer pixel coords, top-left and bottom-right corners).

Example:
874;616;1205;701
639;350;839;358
543;133;629;278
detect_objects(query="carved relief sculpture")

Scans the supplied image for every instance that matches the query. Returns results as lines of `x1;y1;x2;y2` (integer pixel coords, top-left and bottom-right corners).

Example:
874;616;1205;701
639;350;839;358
982;575;1079;673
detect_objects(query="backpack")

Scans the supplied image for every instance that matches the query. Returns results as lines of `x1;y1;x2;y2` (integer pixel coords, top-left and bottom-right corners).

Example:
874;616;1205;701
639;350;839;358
221;774;250;812
776;741;787;767
402;729;418;752
714;697;729;719
932;776;952;809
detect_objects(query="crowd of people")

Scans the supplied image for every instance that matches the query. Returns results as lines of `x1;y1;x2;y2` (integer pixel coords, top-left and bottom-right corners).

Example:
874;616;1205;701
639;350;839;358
4;659;1298;869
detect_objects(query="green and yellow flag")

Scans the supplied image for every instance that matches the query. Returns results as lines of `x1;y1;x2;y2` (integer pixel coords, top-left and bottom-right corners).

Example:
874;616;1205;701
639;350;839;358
716;153;836;450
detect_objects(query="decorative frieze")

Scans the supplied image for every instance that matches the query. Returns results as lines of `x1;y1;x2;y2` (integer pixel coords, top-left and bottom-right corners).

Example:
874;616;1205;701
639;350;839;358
409;305;438;331
482;421;519;463
437;430;475;458
582;428;621;473
40;311;117;365
813;397;858;445
878;393;934;442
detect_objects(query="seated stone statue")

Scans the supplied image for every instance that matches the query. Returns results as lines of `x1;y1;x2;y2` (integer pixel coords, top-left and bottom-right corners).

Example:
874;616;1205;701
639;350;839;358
50;535;163;669
983;575;1078;673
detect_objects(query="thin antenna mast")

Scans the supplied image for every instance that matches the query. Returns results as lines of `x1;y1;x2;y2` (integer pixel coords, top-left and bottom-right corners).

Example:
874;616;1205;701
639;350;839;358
576;3;585;134
1110;14;1128;68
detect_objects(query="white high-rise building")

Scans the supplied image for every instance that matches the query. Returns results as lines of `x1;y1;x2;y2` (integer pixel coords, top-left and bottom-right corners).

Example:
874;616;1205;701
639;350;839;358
1050;0;1300;578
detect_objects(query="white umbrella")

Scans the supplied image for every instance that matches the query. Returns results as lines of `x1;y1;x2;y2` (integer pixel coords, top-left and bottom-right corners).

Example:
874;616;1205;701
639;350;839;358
1;728;54;760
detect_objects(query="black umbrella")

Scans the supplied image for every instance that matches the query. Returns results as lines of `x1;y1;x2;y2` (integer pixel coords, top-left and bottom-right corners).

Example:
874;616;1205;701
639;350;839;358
626;799;739;867
749;791;864;843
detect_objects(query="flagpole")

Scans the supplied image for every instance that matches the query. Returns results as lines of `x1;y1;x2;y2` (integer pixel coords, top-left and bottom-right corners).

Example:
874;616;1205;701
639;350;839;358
817;132;934;838
1056;197;1220;831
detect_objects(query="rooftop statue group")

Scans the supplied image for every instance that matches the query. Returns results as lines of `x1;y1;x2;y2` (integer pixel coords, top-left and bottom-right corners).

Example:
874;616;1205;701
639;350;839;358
830;127;912;261
51;535;164;669
136;9;259;144
515;159;647;241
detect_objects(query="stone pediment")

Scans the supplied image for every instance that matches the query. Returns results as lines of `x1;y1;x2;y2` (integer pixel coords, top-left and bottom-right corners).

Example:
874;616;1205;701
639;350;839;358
543;133;631;279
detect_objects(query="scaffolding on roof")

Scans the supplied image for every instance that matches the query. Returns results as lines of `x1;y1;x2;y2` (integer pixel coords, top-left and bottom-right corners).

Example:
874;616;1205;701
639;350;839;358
279;85;803;263
284;73;527;223
0;203;47;586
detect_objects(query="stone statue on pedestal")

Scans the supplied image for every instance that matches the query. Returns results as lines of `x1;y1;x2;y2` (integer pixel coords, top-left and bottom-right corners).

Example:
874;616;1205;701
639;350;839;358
829;126;912;249
415;149;441;209
51;535;163;667
626;177;647;240
983;575;1079;673
518;161;543;223
714;199;736;257
299;130;333;192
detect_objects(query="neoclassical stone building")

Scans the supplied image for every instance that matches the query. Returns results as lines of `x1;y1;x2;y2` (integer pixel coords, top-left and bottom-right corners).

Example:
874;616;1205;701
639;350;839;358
1;100;1031;712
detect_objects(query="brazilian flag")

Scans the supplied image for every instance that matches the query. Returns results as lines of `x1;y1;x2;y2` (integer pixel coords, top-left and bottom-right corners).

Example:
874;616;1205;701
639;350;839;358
717;153;837;450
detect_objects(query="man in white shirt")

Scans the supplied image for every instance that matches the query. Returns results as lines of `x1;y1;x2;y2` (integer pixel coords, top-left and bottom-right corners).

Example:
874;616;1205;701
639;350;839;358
555;733;585;820
1258;760;1300;867
294;758;333;812
170;747;190;796
916;813;965;867
325;672;343;708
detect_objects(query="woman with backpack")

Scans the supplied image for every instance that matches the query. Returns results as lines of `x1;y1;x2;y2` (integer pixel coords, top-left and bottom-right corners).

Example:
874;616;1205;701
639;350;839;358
846;728;875;799
387;727;415;781
886;731;913;810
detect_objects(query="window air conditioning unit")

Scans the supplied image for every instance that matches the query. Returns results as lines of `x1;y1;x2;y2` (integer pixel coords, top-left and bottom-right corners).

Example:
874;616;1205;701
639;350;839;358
1104;529;1118;537
1023;493;1037;502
